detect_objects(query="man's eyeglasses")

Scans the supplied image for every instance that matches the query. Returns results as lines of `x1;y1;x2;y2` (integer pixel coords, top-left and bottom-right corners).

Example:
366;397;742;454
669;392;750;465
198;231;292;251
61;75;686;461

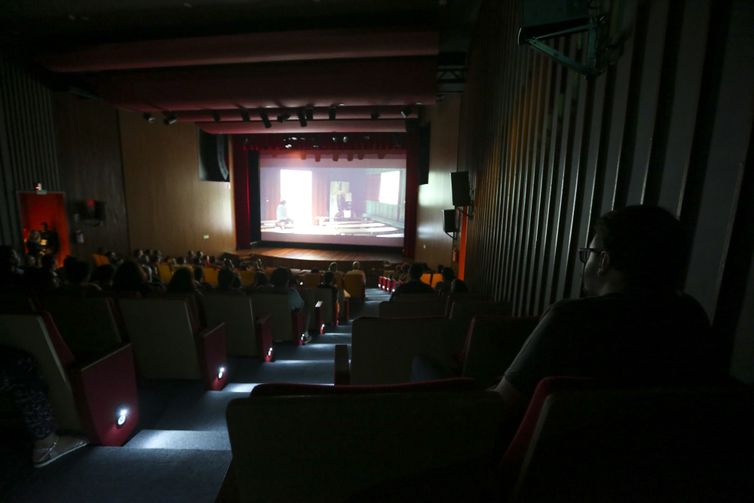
578;247;605;264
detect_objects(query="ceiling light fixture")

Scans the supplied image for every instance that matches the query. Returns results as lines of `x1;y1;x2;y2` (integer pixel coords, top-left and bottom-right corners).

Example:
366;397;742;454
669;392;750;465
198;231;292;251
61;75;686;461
277;112;291;123
305;108;314;121
400;106;413;119
211;111;221;123
163;112;177;125
328;105;337;120
370;110;380;120
297;109;307;127
258;110;272;128
143;112;156;124
240;109;250;122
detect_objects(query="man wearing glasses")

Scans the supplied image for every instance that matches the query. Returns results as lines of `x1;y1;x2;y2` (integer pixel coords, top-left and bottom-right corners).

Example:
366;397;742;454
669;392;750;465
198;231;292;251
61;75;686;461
495;205;716;427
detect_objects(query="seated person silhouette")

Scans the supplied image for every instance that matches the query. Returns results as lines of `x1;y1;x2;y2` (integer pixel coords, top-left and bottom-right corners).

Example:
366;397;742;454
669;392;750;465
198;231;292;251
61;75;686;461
276;200;293;229
494;205;719;436
1;346;88;467
390;263;435;299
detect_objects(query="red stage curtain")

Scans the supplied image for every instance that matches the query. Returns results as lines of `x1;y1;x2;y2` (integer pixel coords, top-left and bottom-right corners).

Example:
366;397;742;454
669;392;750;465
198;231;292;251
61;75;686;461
232;138;252;249
404;131;420;259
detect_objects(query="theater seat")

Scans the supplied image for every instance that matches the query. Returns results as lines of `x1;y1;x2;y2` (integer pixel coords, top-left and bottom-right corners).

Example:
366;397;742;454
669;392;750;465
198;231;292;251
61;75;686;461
237;270;256;288
0;313;138;446
204;293;272;359
223;379;503;502
202;267;219;287
300;287;336;333
377;299;446;318
343;273;365;301
157;263;173;284
248;289;307;344
301;272;322;288
460;315;539;388
501;378;754;502
350;316;454;384
38;295;124;362
118;296;227;390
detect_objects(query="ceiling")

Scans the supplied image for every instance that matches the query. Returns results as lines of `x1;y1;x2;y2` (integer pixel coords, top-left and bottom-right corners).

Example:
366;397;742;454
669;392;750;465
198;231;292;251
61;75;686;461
0;0;481;134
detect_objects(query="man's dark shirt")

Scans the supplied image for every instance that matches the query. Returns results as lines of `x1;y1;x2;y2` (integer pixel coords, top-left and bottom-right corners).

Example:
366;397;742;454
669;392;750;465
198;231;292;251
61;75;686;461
504;290;714;398
391;279;435;299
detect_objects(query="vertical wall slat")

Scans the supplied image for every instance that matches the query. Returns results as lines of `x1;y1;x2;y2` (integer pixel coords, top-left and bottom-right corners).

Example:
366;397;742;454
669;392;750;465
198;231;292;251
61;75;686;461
625;0;671;204
656;0;710;215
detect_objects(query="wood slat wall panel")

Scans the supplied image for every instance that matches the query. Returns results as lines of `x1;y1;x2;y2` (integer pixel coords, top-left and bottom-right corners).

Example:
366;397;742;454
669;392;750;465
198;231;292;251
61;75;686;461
0;58;61;247
459;0;752;378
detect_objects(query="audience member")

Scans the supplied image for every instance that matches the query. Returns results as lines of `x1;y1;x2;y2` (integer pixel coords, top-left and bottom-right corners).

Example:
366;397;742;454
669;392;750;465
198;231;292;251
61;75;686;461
193;266;212;291
57;260;101;296
494;205;718;436
390;263;434;299
434;267;455;296
0;346;88;467
167;267;208;328
450;278;468;293
216;268;243;294
90;264;116;290
112;260;158;296
0;246;26;291
345;261;366;285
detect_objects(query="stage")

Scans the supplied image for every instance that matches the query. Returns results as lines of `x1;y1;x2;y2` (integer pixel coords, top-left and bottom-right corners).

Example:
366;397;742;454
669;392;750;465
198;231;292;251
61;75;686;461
228;245;405;279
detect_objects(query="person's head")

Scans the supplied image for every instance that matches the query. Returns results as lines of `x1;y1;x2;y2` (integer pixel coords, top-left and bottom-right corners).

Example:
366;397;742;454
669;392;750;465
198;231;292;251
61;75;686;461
255;272;268;287
91;264;116;287
323;271;335;286
67;260;92;285
40;254;56;271
582;205;687;296
193;266;204;283
352;261;360;271
168;267;196;293
441;267;455;282
28;230;41;243
218;268;236;290
450;278;468;293
0;245;21;270
113;260;146;292
270;267;291;288
328;262;337;272
409;263;424;281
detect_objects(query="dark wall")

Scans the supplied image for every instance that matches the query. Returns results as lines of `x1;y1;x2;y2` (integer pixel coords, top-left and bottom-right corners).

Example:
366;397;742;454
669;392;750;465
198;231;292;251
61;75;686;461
459;0;753;379
54;93;130;258
0;58;62;248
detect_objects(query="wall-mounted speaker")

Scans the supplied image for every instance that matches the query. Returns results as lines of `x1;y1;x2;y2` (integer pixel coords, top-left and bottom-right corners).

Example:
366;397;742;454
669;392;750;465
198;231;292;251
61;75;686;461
443;209;457;233
76;199;106;224
451;171;472;207
199;130;230;182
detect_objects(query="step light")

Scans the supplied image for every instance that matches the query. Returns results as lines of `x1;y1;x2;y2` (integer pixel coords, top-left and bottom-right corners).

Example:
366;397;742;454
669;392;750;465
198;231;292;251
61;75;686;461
116;407;129;428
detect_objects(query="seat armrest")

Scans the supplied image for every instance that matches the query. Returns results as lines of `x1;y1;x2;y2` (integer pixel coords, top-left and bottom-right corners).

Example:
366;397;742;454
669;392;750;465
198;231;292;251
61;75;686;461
292;309;306;344
314;300;324;335
69;344;139;446
196;322;228;390
254;312;273;361
334;344;350;384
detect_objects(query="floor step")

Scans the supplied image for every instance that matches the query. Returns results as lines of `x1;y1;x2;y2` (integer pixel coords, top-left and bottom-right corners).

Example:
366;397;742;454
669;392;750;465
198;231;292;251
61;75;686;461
125;429;231;451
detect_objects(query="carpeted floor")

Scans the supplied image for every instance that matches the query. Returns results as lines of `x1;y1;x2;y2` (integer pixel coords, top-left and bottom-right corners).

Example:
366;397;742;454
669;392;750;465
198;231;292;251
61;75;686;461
2;288;389;502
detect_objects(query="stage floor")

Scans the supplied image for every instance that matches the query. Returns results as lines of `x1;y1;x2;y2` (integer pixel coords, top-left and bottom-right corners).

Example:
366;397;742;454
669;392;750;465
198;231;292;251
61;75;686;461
235;246;404;264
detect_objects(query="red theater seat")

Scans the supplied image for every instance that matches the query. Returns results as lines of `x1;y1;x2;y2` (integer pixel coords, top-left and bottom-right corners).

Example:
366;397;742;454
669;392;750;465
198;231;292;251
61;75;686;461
500;377;754;502
223;379;502;502
118;296;228;390
204;292;272;359
0;313;138;446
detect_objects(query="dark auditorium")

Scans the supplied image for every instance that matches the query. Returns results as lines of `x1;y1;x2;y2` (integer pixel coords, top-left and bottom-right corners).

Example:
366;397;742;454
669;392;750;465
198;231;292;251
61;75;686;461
1;1;753;501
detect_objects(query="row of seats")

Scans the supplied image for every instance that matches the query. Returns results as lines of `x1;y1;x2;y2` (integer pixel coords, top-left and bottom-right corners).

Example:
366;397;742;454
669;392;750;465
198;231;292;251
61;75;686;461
378;272;443;292
0;283;336;447
221;375;754;502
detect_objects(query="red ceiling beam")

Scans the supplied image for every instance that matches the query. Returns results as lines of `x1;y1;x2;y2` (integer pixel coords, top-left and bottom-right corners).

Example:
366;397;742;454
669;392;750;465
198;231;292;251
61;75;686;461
39;28;438;73
174;105;414;123
89;57;437;111
198;119;407;135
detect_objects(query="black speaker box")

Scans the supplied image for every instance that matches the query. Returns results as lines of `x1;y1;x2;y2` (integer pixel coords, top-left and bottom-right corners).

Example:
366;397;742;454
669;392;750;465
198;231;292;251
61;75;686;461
443;209;457;233
199;130;230;182
451;172;472;207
